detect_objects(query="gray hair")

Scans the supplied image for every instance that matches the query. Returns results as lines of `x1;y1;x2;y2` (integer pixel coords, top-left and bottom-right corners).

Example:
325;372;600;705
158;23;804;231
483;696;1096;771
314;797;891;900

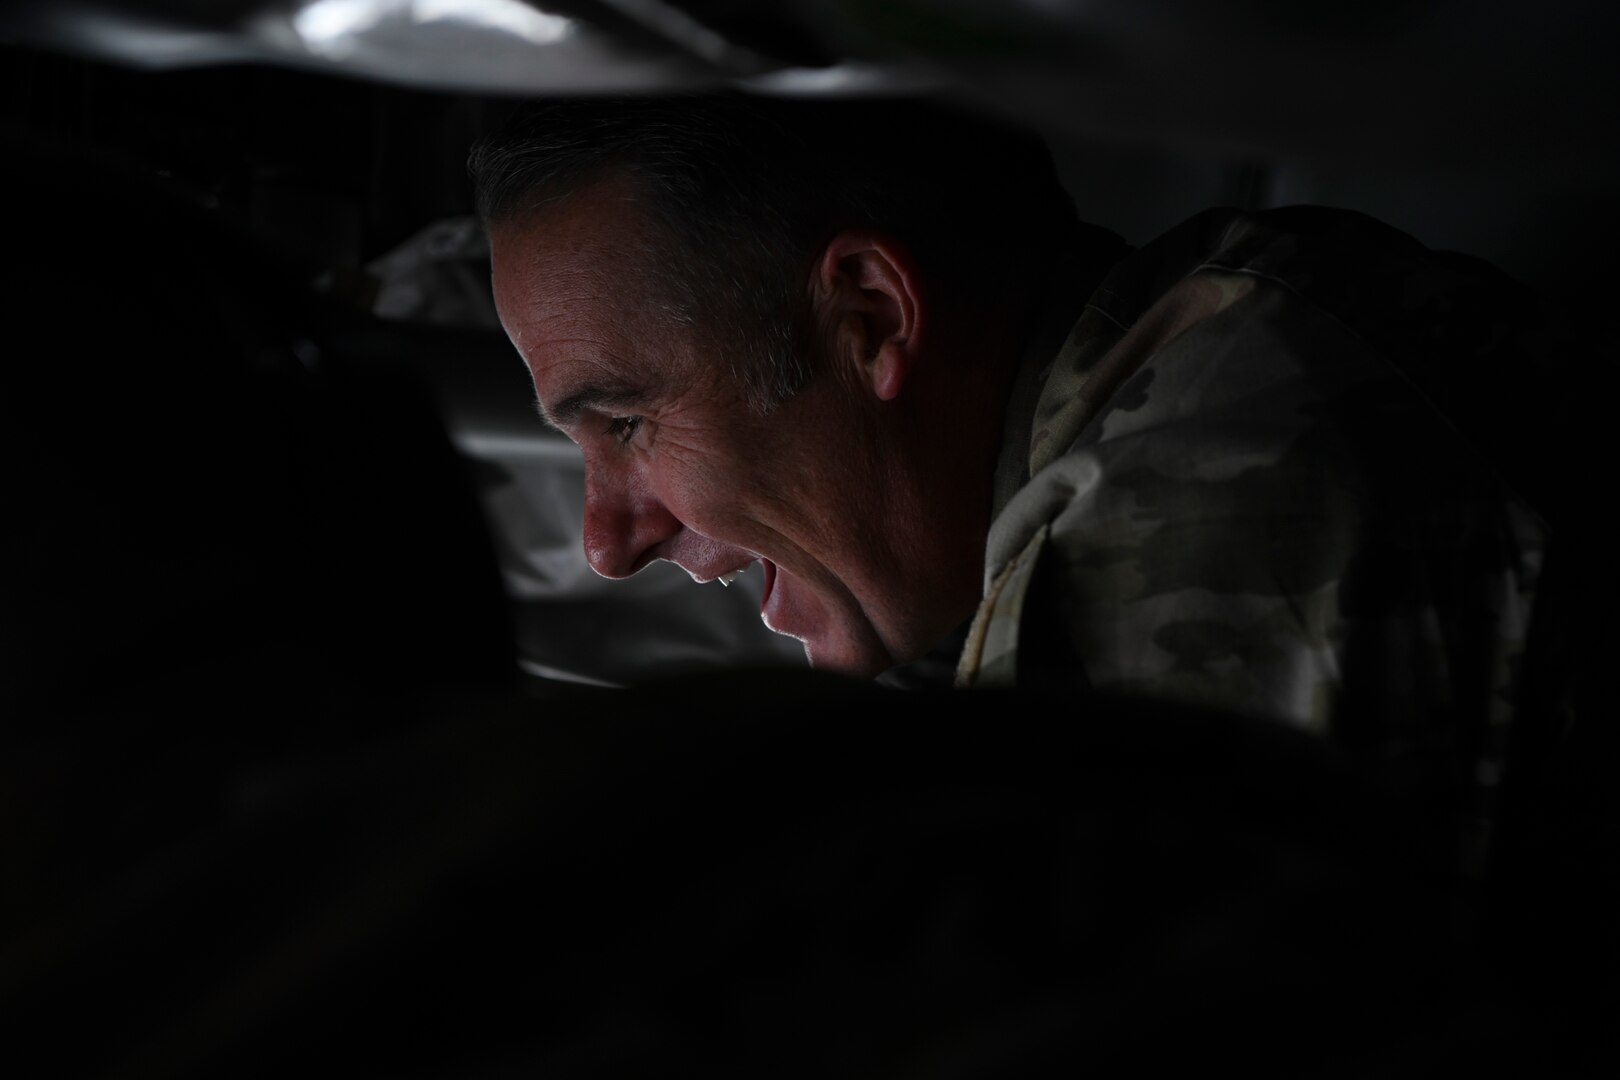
469;95;1091;413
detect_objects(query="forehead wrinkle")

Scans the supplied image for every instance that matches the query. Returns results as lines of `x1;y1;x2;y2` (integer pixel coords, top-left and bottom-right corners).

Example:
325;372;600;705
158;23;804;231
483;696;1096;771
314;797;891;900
513;213;643;287
501;239;621;314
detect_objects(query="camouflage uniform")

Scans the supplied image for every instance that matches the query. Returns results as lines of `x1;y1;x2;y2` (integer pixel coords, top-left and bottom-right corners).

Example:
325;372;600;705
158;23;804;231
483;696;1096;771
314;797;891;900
956;208;1568;874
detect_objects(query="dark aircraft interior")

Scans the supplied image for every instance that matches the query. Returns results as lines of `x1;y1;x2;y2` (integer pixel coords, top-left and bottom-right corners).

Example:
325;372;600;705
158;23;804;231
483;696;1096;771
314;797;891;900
3;2;1616;1075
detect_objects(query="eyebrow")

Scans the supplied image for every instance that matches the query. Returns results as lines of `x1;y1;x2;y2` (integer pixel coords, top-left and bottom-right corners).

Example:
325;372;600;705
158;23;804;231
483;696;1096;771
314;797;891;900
538;385;650;429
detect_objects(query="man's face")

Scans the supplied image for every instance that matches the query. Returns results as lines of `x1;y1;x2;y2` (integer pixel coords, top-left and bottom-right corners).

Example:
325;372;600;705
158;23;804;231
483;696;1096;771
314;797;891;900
490;181;924;676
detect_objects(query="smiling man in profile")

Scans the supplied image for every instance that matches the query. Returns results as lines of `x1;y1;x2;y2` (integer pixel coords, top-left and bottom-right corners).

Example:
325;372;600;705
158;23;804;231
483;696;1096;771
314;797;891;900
478;97;1128;678
472;95;1563;814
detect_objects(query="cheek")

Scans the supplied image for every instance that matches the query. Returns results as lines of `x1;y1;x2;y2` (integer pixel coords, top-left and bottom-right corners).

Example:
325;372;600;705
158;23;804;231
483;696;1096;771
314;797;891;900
645;425;757;526
655;423;810;541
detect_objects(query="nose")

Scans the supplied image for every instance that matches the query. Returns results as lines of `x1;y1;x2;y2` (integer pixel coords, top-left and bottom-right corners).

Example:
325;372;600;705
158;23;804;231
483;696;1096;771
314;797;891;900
580;458;682;579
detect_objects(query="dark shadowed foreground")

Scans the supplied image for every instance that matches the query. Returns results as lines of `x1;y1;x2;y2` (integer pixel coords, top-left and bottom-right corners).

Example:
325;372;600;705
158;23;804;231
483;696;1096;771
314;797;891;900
9;671;1612;1079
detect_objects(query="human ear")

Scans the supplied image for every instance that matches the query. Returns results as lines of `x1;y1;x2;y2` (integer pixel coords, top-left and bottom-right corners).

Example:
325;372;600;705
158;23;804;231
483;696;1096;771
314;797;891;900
813;231;924;402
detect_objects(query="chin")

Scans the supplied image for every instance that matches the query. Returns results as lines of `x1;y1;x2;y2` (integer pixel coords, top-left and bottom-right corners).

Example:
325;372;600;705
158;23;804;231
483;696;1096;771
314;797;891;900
799;631;894;680
763;567;897;678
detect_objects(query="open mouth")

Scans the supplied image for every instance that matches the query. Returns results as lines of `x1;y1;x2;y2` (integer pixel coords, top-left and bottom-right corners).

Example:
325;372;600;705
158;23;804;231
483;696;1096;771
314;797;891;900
760;559;776;615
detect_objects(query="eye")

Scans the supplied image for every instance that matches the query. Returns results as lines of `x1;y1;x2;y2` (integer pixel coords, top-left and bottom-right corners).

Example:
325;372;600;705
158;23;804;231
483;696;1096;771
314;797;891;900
604;415;643;447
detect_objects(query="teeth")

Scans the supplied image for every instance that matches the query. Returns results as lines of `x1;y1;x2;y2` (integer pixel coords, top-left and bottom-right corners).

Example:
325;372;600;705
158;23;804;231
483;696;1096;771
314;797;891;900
717;570;742;587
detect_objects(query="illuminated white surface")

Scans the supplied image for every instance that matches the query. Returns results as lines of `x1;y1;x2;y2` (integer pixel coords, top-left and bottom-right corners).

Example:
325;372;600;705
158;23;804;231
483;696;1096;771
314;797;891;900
292;0;572;60
414;0;572;43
